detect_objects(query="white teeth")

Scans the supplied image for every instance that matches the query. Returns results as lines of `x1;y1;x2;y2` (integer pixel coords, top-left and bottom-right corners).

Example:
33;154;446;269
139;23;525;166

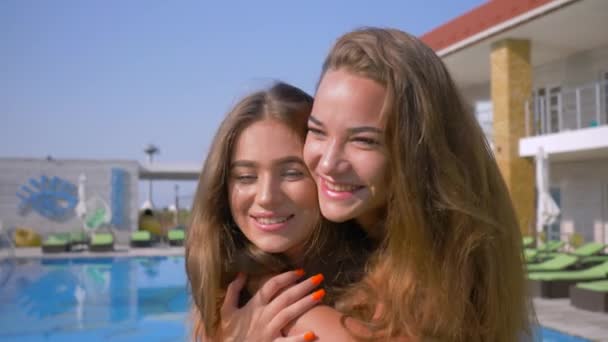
325;180;359;192
255;216;290;225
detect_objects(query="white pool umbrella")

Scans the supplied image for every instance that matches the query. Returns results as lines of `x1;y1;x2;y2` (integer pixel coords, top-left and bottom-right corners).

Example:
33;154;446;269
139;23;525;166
75;174;87;220
535;147;560;233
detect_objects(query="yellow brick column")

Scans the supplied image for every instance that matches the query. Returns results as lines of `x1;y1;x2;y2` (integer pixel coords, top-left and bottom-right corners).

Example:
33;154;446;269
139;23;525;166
491;39;535;236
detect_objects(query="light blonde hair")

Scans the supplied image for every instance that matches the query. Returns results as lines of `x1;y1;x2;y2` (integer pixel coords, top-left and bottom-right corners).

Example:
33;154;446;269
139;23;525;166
323;28;532;341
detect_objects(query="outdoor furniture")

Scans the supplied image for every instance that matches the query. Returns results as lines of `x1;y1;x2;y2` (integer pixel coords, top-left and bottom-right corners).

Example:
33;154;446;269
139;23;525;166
167;229;185;246
89;232;114;252
42;233;69;253
527;254;579;272
570;280;608;313
130;230;152;247
528;260;608;298
570;242;606;257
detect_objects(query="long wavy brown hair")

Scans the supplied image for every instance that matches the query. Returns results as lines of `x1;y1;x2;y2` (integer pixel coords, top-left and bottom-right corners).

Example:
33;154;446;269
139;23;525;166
322;28;533;341
186;82;370;340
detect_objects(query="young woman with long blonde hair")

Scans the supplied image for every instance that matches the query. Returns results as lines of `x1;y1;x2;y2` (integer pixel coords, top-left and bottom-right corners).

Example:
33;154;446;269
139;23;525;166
186;82;370;341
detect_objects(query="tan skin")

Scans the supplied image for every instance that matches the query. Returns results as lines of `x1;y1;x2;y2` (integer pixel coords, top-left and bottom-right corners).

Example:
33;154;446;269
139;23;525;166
219;119;327;342
222;70;394;341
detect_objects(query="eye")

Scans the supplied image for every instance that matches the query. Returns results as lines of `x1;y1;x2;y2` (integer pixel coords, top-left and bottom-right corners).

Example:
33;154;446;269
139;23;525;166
352;136;380;146
233;174;257;184
282;169;305;180
307;126;325;136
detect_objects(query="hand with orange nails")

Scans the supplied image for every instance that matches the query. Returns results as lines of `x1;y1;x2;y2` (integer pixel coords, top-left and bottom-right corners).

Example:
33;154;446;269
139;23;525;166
218;269;324;341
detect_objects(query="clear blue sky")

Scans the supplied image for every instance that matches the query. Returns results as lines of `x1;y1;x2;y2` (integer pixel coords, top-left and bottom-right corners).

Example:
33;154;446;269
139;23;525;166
0;0;485;207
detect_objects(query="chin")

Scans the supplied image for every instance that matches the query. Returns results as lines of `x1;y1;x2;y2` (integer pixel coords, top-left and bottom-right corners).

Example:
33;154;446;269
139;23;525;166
320;206;356;223
256;242;288;254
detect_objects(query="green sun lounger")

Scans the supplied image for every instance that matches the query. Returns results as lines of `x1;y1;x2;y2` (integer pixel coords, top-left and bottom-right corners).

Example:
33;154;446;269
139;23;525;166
524;249;539;263
528;260;608;298
571;242;606;257
580;255;608;264
538;240;565;253
42;233;70;253
130;230;152;247
167;229;185;246
570;280;608;312
527;254;578;272
90;232;114;252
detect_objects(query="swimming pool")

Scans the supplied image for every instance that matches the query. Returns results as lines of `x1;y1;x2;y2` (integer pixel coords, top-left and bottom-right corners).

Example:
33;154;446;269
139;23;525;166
0;256;591;341
0;256;187;341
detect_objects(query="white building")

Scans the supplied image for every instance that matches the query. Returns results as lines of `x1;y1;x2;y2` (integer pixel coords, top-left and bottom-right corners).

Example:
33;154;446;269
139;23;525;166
421;0;608;244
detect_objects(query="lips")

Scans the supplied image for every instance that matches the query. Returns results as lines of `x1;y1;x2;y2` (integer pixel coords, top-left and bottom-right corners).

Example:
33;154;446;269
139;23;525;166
250;214;295;232
318;176;364;200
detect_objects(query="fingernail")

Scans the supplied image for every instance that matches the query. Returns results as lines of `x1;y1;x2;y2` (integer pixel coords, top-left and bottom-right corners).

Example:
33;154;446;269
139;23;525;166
295;268;305;277
304;331;316;341
311;289;325;301
310;273;324;286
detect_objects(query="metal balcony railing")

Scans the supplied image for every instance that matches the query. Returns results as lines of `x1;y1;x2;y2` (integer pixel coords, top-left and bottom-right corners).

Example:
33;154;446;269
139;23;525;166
525;79;608;137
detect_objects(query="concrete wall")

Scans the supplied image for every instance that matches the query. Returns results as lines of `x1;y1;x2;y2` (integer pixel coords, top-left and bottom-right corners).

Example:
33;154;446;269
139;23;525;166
534;44;608;89
551;159;608;244
0;158;139;244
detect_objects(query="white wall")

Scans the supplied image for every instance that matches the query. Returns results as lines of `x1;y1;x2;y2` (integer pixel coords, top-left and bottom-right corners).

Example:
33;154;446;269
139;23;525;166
534;44;608;89
0;158;139;244
551;159;608;244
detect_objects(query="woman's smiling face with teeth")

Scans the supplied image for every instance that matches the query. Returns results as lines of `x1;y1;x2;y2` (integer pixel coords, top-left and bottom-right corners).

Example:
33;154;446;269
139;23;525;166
228;119;319;259
304;69;388;230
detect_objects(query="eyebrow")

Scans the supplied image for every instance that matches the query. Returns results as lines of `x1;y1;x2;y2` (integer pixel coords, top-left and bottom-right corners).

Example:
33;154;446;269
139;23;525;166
308;115;324;126
230;156;306;169
309;115;383;135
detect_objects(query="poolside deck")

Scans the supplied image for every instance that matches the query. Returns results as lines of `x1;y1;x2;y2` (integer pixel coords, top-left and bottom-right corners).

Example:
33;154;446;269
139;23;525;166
0;245;184;259
533;297;608;341
1;247;607;340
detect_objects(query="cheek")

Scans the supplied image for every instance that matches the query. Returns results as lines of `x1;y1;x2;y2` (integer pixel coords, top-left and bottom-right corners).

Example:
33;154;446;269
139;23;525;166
285;180;319;213
303;138;321;170
354;153;388;185
228;184;250;220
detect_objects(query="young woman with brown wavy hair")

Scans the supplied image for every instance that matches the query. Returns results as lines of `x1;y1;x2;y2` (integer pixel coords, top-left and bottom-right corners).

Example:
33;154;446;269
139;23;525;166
186;82;370;341
221;28;534;341
295;27;532;341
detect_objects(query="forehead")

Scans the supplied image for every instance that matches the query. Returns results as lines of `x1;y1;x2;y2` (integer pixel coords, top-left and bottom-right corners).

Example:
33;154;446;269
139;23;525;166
314;69;386;126
232;119;303;162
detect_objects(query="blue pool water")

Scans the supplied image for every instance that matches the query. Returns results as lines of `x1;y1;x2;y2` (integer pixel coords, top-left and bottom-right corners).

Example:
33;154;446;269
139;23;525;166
0;256;591;341
0;256;188;341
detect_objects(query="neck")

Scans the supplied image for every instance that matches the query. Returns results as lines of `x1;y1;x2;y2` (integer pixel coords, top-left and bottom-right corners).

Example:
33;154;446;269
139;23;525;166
356;209;386;240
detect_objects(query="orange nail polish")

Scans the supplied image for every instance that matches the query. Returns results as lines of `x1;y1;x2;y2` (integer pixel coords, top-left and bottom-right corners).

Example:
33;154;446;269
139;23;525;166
295;268;305;277
311;289;326;301
310;273;324;285
304;331;316;341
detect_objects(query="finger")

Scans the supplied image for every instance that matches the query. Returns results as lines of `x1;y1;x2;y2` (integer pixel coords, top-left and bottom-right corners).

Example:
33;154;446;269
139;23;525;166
267;289;326;334
266;273;324;317
275;331;317;342
254;269;305;305
220;272;247;316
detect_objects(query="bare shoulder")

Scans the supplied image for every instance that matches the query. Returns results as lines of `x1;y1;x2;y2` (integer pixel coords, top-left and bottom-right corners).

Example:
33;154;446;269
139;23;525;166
285;305;370;341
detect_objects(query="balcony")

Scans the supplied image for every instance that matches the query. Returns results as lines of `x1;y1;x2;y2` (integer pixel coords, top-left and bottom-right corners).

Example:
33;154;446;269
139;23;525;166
519;79;608;161
525;79;608;137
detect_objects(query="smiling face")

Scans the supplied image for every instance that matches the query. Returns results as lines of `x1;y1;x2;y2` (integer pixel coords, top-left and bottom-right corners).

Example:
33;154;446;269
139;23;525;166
228;119;319;260
303;69;388;231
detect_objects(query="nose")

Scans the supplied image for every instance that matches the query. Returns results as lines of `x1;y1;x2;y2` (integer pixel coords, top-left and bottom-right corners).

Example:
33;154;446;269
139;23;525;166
255;173;281;207
318;139;349;175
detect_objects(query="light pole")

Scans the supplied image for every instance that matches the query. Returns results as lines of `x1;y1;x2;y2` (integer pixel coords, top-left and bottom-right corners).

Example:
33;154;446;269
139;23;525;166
174;184;180;225
143;144;159;209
